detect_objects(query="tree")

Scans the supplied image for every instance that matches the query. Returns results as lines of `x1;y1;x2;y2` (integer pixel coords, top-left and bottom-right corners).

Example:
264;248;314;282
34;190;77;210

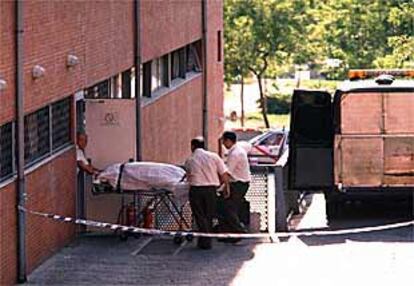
224;0;414;126
374;3;414;68
224;0;299;128
224;2;254;126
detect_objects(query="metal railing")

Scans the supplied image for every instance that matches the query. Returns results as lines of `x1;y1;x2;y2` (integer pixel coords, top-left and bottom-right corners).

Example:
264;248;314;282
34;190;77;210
246;150;293;233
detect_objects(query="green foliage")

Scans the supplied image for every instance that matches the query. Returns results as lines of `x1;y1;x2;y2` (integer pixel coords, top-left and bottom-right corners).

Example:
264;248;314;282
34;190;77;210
224;0;414;81
266;93;291;115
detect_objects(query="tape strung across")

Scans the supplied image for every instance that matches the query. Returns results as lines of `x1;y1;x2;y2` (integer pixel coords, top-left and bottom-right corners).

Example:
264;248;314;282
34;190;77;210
19;206;414;239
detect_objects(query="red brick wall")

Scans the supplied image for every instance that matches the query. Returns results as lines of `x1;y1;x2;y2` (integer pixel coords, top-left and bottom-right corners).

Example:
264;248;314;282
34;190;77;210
0;1;223;284
25;149;76;274
141;76;203;164
0;0;16;123
0;183;17;285
0;149;76;285
206;0;225;152
141;0;202;62
83;0;134;86
23;0;134;114
140;0;224;161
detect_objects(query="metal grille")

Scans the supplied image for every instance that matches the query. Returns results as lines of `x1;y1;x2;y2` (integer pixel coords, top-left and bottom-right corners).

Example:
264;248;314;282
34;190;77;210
0;122;14;180
136;195;192;231
246;167;269;231
24;106;50;165
155;200;192;231
52;97;72;150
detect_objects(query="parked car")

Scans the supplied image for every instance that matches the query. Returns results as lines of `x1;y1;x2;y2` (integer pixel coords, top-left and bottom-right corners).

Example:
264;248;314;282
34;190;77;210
244;129;289;165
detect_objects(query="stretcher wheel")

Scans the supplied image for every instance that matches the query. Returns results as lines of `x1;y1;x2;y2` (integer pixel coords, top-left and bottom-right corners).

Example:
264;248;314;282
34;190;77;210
173;236;184;244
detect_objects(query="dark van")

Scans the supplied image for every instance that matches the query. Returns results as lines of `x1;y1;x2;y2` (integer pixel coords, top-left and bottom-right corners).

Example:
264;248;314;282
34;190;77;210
288;70;414;220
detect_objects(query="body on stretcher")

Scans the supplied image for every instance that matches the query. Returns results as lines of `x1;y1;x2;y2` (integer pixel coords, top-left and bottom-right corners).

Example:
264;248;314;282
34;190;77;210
92;162;191;241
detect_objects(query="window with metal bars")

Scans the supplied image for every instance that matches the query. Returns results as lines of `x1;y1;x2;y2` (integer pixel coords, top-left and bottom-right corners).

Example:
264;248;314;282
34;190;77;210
84;80;111;99
24;106;50;165
0;122;14;181
52;97;72;150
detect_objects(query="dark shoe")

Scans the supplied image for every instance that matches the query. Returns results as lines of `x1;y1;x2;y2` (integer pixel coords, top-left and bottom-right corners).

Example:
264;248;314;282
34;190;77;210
230;238;242;244
217;237;234;243
197;238;212;249
221;237;242;244
197;244;212;250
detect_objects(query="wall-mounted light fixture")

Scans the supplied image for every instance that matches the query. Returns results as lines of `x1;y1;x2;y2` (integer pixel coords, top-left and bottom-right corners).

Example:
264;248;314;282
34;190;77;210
67;54;80;68
32;65;45;79
0;79;6;91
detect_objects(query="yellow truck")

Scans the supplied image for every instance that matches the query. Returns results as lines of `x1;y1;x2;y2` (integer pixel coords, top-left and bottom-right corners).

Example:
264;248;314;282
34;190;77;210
288;70;414;220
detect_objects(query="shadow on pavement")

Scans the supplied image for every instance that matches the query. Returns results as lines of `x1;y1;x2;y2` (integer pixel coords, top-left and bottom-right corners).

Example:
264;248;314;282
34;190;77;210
25;233;257;285
297;201;414;246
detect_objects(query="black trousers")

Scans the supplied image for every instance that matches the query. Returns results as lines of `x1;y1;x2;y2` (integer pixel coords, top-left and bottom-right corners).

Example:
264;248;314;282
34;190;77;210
189;186;217;248
219;181;249;233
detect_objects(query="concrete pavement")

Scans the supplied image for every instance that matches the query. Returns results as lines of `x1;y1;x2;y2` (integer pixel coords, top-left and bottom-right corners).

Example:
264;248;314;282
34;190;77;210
25;194;414;286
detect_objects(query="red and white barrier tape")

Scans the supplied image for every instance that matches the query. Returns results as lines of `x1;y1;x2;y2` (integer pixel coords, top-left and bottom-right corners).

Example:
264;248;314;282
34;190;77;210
19;206;414;239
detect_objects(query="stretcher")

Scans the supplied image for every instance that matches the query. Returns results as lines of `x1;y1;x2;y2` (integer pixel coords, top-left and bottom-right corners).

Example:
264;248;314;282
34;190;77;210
92;162;192;242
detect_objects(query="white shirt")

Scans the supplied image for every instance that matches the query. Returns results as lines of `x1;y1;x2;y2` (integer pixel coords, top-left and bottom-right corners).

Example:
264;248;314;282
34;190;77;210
226;143;251;183
76;146;88;173
185;148;228;187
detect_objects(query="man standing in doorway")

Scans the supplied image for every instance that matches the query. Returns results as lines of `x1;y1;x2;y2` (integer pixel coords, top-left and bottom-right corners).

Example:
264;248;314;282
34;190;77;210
185;136;229;250
76;132;100;175
220;131;251;240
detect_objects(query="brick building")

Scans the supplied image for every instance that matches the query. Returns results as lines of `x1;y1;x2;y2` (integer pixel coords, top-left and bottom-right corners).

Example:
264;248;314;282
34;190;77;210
0;0;224;284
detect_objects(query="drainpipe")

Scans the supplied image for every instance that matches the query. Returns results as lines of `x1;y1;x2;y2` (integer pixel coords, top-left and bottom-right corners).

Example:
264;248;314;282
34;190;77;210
201;0;208;148
16;0;27;283
134;0;142;161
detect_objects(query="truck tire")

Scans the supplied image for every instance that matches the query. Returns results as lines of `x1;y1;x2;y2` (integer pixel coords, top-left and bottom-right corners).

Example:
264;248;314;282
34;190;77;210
325;192;343;222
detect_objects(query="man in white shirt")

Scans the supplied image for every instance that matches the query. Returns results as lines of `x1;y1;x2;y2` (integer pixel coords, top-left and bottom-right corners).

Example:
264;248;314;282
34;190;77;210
76;132;100;175
219;131;251;238
185;136;229;250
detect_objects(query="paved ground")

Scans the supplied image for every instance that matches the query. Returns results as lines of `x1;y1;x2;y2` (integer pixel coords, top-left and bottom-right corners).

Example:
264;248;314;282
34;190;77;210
26;194;414;286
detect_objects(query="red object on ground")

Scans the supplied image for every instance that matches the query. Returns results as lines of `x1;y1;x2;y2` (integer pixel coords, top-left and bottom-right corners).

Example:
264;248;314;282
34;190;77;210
126;205;137;226
143;207;154;228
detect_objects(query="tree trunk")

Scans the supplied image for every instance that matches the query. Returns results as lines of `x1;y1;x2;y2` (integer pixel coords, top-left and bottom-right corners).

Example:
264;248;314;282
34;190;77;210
256;74;270;128
240;74;245;127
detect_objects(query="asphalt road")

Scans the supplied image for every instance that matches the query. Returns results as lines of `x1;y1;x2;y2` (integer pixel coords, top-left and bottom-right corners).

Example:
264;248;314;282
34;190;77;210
26;194;414;286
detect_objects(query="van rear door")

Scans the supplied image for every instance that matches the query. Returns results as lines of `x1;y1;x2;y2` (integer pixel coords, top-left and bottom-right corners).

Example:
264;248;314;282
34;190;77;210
288;89;333;190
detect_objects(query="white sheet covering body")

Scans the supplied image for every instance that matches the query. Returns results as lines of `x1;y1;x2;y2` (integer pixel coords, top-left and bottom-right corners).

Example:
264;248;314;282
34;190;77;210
96;162;189;204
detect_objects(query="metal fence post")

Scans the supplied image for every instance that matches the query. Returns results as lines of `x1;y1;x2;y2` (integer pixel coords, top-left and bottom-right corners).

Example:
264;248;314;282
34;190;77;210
275;166;287;232
267;168;276;236
76;170;86;233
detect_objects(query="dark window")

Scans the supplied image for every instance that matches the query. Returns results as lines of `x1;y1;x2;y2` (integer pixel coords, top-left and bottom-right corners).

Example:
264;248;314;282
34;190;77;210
179;48;186;78
85;80;111;99
162;55;170;87
122;70;132;99
52;97;72;150
0;122;14;180
24;106;50;165
186;41;202;73
171;50;181;81
217;30;222;62
151;58;164;92
143;62;152;98
76;100;85;133
171;48;186;81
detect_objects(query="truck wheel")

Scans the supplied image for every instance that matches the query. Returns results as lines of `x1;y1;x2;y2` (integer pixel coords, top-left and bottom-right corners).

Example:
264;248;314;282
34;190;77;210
325;192;342;222
326;200;340;221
